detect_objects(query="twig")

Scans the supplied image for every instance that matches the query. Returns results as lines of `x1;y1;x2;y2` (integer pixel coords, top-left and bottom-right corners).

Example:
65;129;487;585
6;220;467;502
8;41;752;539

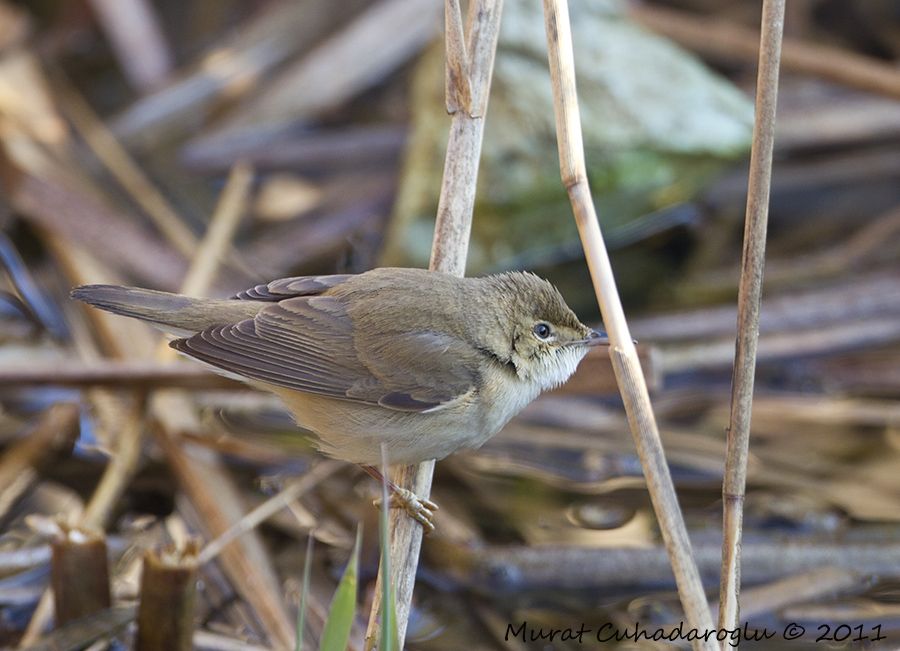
660;316;900;374
0;404;79;518
0;360;243;390
364;0;503;647
143;161;295;648
631;269;900;343
197;460;342;565
52;72;197;259
205;0;441;141
22;606;136;651
435;540;900;591
182;124;407;173
178;161;253;296
81;394;147;529
111;0;366;142
540;1;716;649
718;0;785;637
630;3;900;101
726;567;858;622
86;0;172;92
153;424;295;649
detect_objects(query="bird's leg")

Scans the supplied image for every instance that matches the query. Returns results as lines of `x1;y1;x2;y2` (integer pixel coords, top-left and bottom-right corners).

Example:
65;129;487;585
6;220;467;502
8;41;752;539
360;465;438;533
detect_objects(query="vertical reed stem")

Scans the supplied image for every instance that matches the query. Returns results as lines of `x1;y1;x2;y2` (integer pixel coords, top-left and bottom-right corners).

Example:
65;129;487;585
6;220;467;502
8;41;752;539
718;0;785;638
364;0;503;647
541;1;716;648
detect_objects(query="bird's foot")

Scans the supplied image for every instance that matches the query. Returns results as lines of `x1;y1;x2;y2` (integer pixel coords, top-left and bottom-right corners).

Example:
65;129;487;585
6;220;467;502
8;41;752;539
374;488;438;534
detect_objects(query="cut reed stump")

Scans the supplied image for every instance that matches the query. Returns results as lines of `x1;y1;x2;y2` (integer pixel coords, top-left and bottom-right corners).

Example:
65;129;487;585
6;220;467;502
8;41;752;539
136;542;200;651
50;525;111;626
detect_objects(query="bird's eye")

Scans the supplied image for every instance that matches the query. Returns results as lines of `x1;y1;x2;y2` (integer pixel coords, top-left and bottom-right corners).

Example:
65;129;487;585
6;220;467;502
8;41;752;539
533;323;552;340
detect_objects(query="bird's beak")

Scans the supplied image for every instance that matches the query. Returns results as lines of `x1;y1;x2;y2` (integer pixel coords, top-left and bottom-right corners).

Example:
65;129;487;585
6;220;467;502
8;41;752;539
568;328;609;347
586;328;610;346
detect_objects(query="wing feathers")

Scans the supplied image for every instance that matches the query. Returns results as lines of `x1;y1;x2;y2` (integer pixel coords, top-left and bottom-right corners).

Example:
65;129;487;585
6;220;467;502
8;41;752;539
173;279;482;412
233;275;353;301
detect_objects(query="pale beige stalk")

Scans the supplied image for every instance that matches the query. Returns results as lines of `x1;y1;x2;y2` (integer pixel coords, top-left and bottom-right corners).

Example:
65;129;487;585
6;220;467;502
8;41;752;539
364;0;503;647
541;1;716;649
197;460;342;565
718;0;785;639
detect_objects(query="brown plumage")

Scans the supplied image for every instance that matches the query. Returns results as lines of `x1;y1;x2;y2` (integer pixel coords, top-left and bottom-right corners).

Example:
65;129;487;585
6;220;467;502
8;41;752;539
72;268;604;480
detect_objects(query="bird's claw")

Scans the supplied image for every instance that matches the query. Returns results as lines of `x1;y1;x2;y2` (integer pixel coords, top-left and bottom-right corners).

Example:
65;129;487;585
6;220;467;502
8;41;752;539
374;487;438;533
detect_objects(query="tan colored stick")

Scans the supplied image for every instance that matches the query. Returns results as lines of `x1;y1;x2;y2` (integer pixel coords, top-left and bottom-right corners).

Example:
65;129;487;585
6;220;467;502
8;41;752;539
540;1;716;649
53;74;197;259
718;0;785;638
86;0;172;92
0;360;242;390
197;460;342;565
53;74;254;279
178;161;253;296
0;404;79;515
364;0;503;648
630;4;900;101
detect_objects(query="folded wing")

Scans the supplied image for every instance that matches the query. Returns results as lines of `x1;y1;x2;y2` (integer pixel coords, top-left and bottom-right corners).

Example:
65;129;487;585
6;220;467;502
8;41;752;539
171;294;480;412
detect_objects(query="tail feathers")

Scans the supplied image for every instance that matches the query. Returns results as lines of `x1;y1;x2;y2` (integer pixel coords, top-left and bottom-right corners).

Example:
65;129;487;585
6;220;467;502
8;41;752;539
71;284;263;336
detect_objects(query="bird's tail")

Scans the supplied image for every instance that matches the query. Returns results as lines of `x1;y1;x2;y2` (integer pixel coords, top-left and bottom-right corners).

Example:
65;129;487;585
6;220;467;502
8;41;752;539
71;285;263;337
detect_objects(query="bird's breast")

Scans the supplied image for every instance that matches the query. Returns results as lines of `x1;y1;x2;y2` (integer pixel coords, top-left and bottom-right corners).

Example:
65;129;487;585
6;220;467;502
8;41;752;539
476;370;543;439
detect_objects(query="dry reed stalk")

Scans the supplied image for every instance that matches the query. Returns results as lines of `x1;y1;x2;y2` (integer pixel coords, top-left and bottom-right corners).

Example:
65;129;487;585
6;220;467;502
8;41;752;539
152;425;295;649
52;74;198;259
197;460;342;564
210;0;440;136
0;360;242;390
111;0;368;142
439;540;900;590
174;161;253;296
725;567;858;622
0;404;79;517
718;0;785;637
364;0;503;647
50;525;111;626
630;3;900;101
81;394;147;529
54;75;257;284
86;0;172;91
135;542;200;651
19;244;150;646
141;162;295;649
540;0;716;648
0;346;652;393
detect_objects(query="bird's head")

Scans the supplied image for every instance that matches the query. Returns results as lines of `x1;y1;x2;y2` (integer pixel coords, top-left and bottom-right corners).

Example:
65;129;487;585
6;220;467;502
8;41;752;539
477;272;608;390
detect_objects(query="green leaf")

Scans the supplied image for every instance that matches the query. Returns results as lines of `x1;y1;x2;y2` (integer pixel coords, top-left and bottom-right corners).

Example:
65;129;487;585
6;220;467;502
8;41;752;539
320;525;362;651
295;533;314;651
378;458;400;651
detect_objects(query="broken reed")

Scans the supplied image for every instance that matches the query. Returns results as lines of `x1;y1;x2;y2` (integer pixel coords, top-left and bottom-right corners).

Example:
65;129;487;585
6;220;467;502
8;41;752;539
51;525;111;626
136;542;200;651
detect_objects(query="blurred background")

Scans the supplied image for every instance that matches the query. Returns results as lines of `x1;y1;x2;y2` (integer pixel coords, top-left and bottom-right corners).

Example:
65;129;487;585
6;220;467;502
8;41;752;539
0;0;899;648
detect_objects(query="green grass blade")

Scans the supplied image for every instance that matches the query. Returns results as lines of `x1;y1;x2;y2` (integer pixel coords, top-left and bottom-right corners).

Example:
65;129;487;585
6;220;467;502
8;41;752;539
379;446;400;651
295;533;314;651
320;524;362;651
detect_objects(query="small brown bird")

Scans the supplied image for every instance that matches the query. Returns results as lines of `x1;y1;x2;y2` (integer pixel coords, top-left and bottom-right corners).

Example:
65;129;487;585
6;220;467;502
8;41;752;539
72;267;607;530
